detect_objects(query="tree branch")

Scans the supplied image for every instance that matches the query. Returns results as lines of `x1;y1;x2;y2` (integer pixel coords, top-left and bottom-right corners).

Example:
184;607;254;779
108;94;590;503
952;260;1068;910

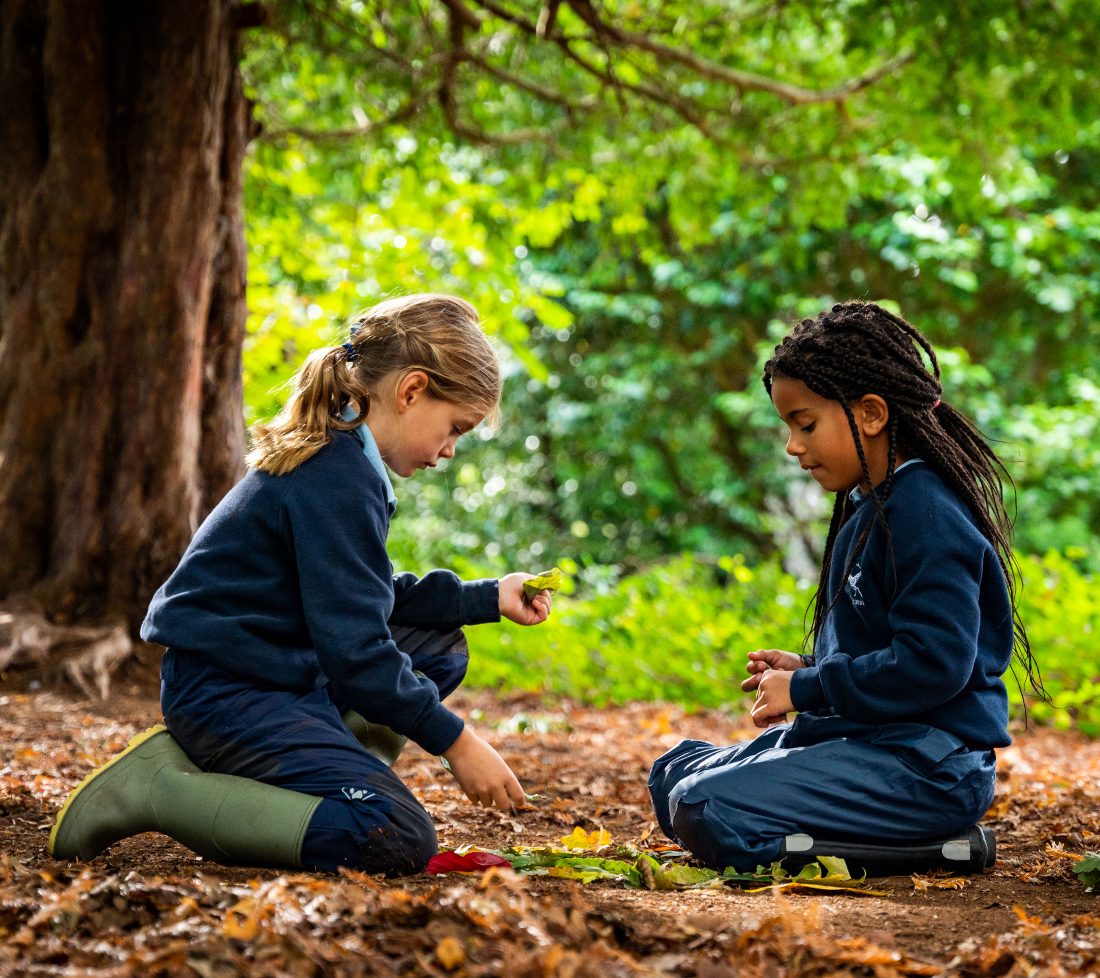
437;0;482;31
564;0;913;105
291;0;419;73
438;1;561;145
259;90;433;142
535;1;562;38
462;50;596;111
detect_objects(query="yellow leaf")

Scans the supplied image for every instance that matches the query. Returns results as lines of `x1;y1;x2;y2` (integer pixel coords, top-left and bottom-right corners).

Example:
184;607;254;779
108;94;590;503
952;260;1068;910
1044;842;1083;861
223;898;262;940
642;711;672;735
560;826;612;850
436;936;464;970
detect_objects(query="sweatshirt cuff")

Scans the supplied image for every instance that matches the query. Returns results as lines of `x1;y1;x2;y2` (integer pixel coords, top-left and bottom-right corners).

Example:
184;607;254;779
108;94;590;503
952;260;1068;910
789;667;828;712
408;704;466;757
460;578;501;625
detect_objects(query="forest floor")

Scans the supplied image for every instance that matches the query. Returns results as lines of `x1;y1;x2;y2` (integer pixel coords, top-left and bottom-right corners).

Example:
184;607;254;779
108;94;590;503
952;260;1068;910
1;667;1098;977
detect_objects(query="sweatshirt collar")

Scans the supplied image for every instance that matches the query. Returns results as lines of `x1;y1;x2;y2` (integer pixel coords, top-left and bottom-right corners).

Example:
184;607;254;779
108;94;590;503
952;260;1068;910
849;458;923;504
340;406;397;511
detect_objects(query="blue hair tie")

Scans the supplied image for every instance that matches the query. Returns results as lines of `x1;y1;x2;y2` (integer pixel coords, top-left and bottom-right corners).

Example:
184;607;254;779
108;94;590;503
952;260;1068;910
341;341;358;364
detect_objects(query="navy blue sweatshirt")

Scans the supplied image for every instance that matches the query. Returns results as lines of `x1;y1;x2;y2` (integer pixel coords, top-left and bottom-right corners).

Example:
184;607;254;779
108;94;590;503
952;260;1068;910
141;429;500;756
788;461;1013;749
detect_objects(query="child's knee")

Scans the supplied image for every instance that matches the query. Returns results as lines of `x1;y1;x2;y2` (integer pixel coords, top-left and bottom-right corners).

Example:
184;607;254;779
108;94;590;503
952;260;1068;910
302;795;437;876
419;651;468;701
394;626;470;700
648;739;716;805
669;795;728;864
369;802;438;876
669;790;783;872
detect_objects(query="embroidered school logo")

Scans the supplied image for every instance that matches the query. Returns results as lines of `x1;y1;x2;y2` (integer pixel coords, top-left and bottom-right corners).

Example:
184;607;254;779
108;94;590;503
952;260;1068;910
846;566;865;607
341;786;377;802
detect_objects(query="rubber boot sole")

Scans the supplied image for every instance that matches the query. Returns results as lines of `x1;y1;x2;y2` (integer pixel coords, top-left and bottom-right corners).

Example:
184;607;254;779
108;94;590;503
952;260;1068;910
48;723;169;859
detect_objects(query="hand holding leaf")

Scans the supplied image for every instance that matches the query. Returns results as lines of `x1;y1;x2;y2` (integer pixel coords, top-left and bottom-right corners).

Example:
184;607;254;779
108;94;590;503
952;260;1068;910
523;567;564;601
499;569;561;626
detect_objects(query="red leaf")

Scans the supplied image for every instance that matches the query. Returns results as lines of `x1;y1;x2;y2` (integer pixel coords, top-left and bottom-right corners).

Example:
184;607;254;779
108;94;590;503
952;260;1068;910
425;851;512;875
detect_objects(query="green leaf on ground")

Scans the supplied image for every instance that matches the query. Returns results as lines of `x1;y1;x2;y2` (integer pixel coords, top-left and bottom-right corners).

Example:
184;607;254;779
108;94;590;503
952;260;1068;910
1073;854;1100;890
430;842;883;894
721;858;886;896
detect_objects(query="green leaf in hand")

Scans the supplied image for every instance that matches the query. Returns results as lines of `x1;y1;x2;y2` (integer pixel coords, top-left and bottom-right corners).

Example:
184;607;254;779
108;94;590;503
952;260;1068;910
523;567;565;601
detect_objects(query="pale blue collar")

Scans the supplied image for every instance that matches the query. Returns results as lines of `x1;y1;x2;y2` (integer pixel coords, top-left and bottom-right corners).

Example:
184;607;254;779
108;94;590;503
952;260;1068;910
340;406;397;510
849;458;923;503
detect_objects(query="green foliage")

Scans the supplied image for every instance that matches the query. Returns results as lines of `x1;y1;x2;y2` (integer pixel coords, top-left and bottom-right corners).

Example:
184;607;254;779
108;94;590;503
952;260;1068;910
238;0;1100;579
466;551;1100;733
1073;854;1100;892
365;159;1100;575
467;554;809;708
997;381;1100;560
1016;552;1100;736
234;3;1100;730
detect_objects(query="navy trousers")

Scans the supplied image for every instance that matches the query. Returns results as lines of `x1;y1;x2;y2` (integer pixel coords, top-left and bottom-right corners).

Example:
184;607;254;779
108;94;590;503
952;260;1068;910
649;713;996;871
160;626;469;876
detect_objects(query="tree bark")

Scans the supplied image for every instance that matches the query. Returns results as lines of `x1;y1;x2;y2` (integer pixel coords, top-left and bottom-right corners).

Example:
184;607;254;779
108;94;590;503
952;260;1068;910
0;0;249;682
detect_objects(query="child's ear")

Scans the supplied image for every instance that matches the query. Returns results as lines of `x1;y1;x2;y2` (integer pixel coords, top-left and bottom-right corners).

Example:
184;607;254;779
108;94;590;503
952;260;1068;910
857;394;890;436
394;370;430;411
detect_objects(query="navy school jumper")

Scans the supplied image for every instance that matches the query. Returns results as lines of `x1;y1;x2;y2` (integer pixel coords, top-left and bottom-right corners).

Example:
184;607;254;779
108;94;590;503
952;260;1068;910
649;460;1013;870
142;425;500;875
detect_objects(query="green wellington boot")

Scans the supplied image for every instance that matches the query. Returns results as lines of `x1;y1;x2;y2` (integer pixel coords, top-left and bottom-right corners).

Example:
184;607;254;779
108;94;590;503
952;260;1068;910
49;725;322;868
342;711;408;767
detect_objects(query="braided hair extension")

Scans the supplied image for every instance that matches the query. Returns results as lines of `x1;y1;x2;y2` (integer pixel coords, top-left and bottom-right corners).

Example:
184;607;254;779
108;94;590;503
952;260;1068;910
762;300;1045;703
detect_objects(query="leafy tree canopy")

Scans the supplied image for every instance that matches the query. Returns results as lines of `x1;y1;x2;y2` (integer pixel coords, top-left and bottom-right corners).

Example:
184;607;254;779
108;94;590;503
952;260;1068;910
240;0;1100;575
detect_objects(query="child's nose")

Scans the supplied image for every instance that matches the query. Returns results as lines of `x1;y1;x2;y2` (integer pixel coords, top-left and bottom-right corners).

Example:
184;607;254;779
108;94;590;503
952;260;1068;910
440;441;456;459
785;432;801;456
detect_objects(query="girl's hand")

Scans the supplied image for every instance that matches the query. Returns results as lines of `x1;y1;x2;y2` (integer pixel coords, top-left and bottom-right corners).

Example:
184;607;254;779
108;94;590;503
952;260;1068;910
442;727;526;809
498;572;553;625
740;649;805;692
750;669;795;728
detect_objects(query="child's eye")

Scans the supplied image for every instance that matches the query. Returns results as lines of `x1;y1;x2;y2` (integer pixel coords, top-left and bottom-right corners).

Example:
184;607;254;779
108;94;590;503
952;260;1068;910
801;423;816;434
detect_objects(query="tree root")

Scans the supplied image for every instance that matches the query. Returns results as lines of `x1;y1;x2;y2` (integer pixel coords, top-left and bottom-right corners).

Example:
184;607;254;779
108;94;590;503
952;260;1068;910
0;609;132;700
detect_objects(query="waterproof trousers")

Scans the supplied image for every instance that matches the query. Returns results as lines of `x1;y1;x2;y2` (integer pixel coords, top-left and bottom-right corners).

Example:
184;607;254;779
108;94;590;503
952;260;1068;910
648;713;996;872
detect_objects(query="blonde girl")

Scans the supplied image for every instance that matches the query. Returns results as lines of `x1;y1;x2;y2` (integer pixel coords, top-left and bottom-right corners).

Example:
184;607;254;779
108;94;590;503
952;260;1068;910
50;294;552;876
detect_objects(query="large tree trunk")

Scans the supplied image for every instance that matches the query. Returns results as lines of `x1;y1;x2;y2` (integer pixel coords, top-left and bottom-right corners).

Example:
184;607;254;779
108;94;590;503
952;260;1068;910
0;0;251;693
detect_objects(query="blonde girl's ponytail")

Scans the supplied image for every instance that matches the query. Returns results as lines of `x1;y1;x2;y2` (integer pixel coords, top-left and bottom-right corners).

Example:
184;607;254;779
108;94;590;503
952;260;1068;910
246;343;373;476
246;293;500;475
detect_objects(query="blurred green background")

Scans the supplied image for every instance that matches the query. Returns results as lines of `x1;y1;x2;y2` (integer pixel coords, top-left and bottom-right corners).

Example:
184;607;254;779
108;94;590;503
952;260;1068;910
239;1;1099;731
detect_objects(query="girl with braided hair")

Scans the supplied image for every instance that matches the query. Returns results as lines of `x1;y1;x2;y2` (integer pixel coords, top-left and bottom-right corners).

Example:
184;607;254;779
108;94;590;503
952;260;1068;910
50;293;554;876
650;300;1040;874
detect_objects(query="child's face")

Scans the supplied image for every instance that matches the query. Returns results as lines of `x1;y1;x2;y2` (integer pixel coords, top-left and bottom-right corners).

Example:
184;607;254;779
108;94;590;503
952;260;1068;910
376;375;485;478
770;373;883;493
